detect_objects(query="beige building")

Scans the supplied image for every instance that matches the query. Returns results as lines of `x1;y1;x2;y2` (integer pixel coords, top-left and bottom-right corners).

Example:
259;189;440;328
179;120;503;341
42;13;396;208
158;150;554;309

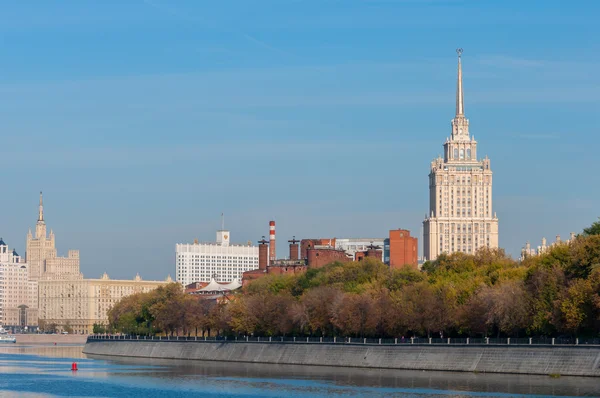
22;193;173;333
0;239;38;329
423;49;499;261
26;193;82;281
520;233;576;261
38;273;172;334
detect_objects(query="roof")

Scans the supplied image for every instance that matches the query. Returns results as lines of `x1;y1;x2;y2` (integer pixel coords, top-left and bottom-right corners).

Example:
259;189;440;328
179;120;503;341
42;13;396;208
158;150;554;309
220;279;242;290
12;249;19;256
198;278;242;292
0;238;5;246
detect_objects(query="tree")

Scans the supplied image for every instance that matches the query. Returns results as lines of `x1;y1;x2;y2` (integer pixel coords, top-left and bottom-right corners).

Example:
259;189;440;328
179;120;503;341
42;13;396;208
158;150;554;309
555;278;595;335
525;266;566;335
330;293;377;337
401;283;453;338
300;286;343;336
460;285;494;336
63;322;73;334
583;218;600;236
93;323;106;334
488;281;530;336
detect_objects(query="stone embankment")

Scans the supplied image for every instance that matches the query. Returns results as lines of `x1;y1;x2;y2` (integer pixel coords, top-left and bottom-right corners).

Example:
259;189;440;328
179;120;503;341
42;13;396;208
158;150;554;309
17;334;88;345
84;338;600;377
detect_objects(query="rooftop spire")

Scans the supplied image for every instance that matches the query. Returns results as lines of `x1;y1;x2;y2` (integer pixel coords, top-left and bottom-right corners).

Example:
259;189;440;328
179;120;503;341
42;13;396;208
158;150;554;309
38;191;44;223
455;48;464;117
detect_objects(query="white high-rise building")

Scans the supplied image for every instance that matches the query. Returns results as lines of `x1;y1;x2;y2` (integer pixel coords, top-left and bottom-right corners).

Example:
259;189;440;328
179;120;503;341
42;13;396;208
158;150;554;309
176;230;259;285
0;238;38;329
423;49;499;261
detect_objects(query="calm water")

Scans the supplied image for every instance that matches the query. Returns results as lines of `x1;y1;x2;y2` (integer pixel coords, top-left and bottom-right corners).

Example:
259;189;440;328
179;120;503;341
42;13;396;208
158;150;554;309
0;344;598;397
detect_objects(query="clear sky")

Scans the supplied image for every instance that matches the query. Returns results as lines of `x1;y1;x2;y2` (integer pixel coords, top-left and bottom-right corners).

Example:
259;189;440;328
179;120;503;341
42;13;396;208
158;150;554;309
1;1;598;280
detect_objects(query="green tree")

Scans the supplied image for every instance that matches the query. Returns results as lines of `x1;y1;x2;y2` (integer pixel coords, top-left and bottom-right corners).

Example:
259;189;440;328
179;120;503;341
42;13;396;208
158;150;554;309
92;323;106;334
583;218;600;236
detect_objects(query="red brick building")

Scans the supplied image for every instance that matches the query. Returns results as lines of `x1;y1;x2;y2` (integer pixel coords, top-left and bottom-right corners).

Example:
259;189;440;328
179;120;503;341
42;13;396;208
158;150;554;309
243;236;350;285
300;238;336;259
388;229;418;269
307;247;350;268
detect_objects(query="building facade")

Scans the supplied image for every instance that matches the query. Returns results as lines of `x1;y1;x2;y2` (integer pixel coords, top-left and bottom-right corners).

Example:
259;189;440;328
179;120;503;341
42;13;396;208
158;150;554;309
0;238;38;329
38;273;171;334
176;230;259;285
26;193;82;280
386;229;418;269
423;50;499;261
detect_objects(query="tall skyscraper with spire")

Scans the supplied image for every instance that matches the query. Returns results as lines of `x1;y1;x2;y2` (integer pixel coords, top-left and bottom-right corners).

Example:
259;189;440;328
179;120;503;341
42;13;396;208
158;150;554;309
26;192;81;280
423;50;499;261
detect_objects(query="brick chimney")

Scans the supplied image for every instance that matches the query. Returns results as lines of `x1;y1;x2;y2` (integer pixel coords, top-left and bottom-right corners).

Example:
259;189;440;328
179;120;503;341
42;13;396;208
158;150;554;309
258;236;269;270
288;236;300;260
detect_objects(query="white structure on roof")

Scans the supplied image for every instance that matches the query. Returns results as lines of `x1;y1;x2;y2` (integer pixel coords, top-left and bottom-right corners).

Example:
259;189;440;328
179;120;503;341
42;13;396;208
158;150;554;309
176;230;259;286
334;238;385;261
197;278;242;293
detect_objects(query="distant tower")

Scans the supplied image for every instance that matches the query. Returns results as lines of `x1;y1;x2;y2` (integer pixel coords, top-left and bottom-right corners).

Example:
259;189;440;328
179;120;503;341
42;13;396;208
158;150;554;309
269;221;276;263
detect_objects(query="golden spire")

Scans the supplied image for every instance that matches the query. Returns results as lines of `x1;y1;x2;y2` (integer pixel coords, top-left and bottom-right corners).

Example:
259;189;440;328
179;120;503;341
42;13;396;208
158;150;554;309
456;48;464;117
38;191;44;223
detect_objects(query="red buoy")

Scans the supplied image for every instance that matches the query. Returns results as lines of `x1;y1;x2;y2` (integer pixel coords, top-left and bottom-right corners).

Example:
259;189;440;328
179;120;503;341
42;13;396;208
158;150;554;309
71;362;78;371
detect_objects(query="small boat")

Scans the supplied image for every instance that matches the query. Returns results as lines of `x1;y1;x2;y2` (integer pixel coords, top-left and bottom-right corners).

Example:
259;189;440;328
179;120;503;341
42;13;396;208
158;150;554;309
0;327;16;343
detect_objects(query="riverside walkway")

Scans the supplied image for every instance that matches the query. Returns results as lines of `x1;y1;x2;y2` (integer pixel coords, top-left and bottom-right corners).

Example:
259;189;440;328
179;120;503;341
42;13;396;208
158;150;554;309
87;334;600;347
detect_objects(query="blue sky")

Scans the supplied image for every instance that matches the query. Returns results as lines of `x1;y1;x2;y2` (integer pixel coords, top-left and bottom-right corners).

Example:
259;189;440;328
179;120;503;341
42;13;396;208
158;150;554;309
0;0;598;280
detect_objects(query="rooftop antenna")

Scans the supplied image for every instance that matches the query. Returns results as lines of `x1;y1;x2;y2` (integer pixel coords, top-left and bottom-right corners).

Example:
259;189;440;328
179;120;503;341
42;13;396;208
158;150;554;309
221;212;225;230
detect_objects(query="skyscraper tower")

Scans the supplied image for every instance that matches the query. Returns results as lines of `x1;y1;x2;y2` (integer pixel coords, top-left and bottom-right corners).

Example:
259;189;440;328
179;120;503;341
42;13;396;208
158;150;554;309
423;49;499;261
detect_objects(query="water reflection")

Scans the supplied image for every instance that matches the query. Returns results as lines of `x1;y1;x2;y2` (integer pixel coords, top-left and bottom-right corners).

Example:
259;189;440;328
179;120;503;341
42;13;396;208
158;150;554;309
0;344;87;359
87;354;600;397
0;345;597;397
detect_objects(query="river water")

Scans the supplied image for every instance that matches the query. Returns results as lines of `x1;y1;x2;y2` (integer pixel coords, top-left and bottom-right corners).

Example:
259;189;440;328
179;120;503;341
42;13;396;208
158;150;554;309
0;344;598;397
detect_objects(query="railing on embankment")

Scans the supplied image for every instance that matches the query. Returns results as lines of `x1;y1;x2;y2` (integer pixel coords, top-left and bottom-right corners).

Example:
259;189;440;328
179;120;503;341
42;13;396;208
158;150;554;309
87;334;600;347
85;335;600;376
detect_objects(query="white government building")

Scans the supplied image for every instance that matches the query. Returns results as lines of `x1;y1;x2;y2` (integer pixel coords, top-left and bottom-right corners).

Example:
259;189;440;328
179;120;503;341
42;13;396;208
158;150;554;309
423;49;499;261
176;230;259;286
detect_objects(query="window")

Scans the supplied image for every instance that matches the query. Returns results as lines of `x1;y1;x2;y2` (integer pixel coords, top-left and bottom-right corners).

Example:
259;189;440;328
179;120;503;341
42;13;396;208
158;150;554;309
454;148;458;159
460;149;464;159
466;148;471;159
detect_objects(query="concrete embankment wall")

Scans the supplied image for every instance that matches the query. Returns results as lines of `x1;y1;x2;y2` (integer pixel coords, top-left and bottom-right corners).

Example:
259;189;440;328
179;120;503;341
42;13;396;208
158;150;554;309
17;334;88;345
83;340;600;377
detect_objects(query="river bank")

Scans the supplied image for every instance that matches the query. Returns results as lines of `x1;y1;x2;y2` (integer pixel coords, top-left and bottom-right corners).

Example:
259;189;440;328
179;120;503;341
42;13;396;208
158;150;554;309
83;338;600;377
16;334;88;345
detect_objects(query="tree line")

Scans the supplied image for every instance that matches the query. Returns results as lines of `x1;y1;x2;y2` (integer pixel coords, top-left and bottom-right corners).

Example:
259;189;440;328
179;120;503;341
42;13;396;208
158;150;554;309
107;219;600;338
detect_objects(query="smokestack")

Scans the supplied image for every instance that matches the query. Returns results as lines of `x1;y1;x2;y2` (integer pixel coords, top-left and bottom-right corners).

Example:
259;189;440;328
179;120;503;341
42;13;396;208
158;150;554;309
269;221;276;263
288;236;299;260
258;236;269;270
